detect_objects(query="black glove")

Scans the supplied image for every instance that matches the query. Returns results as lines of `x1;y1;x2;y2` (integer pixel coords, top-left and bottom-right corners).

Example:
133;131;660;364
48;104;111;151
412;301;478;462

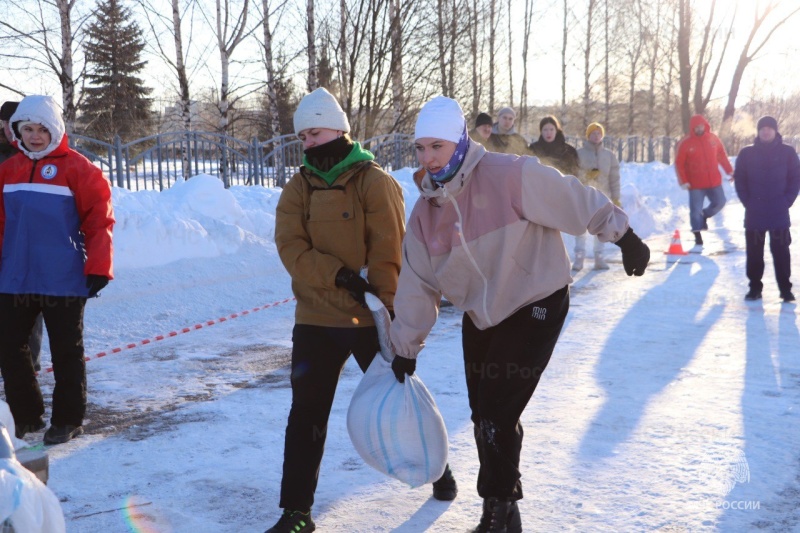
334;267;377;307
614;227;650;276
391;355;416;383
86;274;109;297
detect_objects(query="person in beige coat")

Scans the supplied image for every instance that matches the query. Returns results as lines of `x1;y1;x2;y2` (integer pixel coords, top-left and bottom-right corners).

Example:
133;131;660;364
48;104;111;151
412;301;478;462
389;96;650;532
575;122;622;270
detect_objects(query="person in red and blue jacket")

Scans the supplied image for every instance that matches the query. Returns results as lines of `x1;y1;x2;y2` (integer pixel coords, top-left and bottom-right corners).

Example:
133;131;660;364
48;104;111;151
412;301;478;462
0;94;114;445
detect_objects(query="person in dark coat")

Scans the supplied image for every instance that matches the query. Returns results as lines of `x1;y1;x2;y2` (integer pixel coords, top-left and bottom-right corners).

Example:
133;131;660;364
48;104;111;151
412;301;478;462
529;115;580;177
469;112;494;148
0;101;45;375
734;115;800;302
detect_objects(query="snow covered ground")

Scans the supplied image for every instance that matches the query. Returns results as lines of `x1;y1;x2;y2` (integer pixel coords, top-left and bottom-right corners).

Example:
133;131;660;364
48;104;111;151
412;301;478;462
8;160;800;532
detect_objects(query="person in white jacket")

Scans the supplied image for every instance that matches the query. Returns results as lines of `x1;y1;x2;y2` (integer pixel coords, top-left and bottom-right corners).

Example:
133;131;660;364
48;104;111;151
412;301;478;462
575;122;621;270
389;96;650;532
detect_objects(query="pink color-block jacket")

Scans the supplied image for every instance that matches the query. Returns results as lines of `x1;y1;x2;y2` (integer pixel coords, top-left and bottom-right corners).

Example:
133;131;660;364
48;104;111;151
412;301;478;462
390;142;630;359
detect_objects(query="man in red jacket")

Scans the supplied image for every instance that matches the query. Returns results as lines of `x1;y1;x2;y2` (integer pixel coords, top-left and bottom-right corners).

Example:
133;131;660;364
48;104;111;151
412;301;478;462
675;115;733;245
0;95;114;445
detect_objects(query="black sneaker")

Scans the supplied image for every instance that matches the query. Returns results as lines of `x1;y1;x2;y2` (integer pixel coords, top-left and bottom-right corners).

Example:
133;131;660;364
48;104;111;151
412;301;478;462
781;291;796;302
472;498;513;532
701;216;709;231
693;231;703;245
744;290;762;301
432;463;457;501
15;417;46;439
43;425;83;445
264;509;316;533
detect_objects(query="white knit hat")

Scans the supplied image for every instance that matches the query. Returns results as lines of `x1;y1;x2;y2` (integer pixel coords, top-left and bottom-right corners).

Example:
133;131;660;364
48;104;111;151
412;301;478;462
293;87;350;135
415;96;465;143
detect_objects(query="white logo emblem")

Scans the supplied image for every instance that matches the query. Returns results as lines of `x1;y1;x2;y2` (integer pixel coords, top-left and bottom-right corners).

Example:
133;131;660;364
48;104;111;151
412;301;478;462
41;164;58;180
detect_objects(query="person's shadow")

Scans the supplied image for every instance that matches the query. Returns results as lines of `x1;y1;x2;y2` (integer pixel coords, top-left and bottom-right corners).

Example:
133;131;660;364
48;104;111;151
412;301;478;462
720;302;799;528
576;256;723;461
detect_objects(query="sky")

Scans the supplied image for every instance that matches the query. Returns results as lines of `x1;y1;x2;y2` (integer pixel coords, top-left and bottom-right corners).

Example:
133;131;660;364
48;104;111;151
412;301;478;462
2;156;800;532
2;0;800;110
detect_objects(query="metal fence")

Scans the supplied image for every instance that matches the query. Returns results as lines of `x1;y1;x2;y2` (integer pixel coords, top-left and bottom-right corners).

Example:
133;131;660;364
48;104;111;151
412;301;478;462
69;130;799;191
68;131;417;191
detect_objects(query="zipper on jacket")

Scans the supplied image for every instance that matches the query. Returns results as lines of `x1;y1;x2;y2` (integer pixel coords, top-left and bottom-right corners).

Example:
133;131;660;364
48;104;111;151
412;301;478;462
28;160;39;183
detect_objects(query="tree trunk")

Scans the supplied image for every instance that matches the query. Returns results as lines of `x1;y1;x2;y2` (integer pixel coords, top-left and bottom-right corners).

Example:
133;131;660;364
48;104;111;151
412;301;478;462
561;0;568;110
604;0;610;126
390;0;403;129
583;0;596;128
489;0;496;113
306;0;317;91
520;0;533;131
437;0;447;94
677;0;692;133
170;0;192;177
58;0;76;134
470;0;480;117
448;0;457;96
262;0;280;138
507;0;513;106
339;0;350;116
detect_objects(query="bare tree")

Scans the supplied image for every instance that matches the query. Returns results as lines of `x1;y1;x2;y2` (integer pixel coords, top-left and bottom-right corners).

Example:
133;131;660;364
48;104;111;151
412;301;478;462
0;0;90;132
488;0;497;112
466;0;484;117
390;0;403;126
582;0;598;127
519;0;534;129
137;0;208;134
692;0;734;116
721;1;800;127
437;0;447;94
306;0;317;91
261;0;289;137
561;0;568;109
506;0;512;106
677;0;692;132
339;0;348;105
211;0;251;133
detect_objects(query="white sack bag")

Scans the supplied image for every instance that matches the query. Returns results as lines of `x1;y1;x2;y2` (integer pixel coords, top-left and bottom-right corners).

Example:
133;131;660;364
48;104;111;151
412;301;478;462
346;293;448;488
0;424;66;533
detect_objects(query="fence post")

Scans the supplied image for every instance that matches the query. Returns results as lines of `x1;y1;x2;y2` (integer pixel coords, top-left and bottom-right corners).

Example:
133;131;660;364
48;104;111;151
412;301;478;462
252;137;261;186
276;136;286;187
391;134;400;170
114;135;124;188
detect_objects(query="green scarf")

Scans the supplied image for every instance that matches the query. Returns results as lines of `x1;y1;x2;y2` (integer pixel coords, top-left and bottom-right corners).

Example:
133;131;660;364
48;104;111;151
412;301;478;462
303;141;375;185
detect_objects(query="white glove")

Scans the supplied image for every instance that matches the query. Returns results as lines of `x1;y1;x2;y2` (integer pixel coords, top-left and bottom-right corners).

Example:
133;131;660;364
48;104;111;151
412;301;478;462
680;182;690;190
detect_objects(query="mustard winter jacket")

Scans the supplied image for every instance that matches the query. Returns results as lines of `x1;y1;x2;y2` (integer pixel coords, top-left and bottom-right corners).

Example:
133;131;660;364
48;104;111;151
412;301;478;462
275;161;405;327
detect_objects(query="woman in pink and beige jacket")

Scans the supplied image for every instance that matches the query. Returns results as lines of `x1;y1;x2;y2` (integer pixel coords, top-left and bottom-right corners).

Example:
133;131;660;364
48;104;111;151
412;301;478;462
389;96;650;533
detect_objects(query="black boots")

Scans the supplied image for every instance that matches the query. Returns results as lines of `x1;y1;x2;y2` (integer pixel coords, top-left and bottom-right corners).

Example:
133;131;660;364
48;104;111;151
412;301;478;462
471;497;522;533
432;463;458;501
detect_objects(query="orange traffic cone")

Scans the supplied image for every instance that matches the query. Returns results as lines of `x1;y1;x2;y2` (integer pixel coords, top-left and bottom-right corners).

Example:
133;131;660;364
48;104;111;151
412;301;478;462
665;229;688;255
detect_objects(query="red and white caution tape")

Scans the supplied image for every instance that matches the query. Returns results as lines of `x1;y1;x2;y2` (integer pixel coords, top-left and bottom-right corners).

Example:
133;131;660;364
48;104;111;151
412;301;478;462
37;297;296;374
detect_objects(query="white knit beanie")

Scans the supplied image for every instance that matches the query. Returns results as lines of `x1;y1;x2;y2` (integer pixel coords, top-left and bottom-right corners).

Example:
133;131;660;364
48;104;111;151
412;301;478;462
415;96;465;143
293;87;350;135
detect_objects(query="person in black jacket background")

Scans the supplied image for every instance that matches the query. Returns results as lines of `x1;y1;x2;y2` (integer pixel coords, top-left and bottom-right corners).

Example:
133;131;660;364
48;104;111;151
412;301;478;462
0;100;45;376
734;115;800;303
